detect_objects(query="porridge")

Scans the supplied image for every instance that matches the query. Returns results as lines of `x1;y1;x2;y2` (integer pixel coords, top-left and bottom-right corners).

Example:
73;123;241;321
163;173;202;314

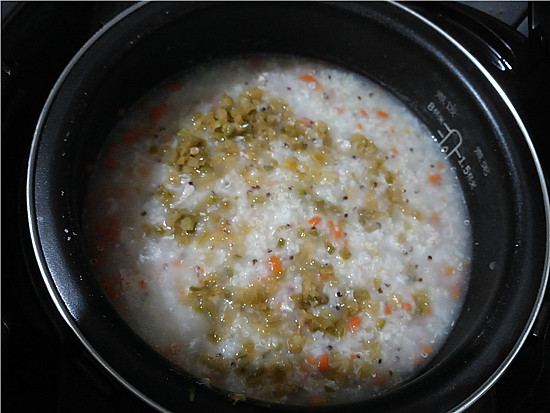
83;56;471;406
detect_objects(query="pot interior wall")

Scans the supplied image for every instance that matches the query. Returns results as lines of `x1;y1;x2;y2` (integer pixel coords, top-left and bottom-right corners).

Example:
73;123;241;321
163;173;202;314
30;2;547;412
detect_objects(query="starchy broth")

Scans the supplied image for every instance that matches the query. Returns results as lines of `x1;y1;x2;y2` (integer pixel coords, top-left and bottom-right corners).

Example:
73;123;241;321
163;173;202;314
83;56;472;405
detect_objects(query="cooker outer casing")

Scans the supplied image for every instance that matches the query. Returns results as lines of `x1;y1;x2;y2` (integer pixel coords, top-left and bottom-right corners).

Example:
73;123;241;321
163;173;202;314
27;2;549;412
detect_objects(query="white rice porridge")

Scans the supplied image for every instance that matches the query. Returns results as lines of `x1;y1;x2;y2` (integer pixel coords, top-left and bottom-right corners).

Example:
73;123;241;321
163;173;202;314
83;56;471;406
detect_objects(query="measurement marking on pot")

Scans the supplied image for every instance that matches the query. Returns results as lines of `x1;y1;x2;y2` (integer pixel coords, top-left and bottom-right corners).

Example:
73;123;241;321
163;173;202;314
427;99;476;189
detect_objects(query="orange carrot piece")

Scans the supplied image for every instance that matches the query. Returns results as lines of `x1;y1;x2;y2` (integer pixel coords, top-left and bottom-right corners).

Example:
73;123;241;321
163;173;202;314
138;167;149;178
428;174;442;184
328;220;343;239
300;74;323;91
104;158;117;169
356;123;364;131
422;344;434;355
167;80;182;91
107;220;120;243
373;374;388;386
448;284;461;300
300;118;314;127
384;304;393;314
102;279;121;300
391;146;399;155
431;213;441;224
309;216;322;227
437;161;444;169
300;74;318;83
269;256;283;275
309;397;329;406
317;354;330;372
348;316;361;332
360;109;368;116
444;265;454;276
401;302;412;311
150;103;168;123
377;110;389;118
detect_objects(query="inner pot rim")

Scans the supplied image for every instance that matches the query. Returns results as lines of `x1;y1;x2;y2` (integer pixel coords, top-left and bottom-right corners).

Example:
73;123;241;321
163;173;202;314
26;2;550;412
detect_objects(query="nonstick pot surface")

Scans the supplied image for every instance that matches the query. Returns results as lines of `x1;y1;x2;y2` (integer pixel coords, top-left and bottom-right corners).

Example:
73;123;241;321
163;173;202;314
27;2;549;412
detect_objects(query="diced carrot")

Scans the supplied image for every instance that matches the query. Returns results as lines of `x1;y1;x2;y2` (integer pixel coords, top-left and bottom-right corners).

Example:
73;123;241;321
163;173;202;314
437;161;444;169
123;127;144;145
448;284;461;300
384;304;393;314
348;316;361;332
328;220;343;239
300;118;314;127
300;74;318;83
107;220;120;243
104;158;117;169
300;363;310;372
299;74;323;91
444;265;454;276
309;396;329;406
173;259;184;267
391;146;399;155
317;354;330;371
102;279;121;300
356;123;364;131
269;256;283;275
428;174;442;184
309;216;322;227
376;110;389;119
138;167;149;178
373;374;388;386
167;80;182;91
150;103;168;123
401;302;412;311
360;109;368;117
422;344;434;355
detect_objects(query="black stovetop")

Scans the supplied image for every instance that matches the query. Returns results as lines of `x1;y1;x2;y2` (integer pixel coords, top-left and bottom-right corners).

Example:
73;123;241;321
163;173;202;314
2;2;549;412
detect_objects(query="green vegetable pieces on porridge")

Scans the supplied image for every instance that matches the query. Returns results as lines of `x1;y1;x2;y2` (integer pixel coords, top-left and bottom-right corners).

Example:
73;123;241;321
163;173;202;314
83;56;471;406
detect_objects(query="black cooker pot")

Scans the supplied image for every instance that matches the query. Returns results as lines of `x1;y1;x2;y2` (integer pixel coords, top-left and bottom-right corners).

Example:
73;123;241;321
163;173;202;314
27;2;549;412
